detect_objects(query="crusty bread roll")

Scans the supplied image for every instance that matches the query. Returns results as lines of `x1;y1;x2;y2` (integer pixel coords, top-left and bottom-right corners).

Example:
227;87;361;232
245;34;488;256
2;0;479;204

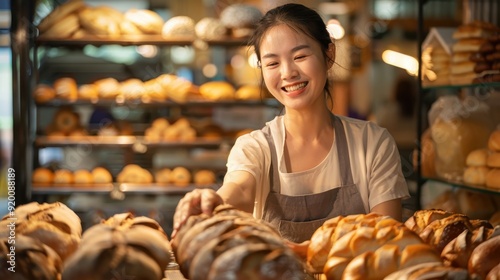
32;167;54;184
441;225;494;268
199;81;235;100
91;167;113;184
162;16;196;38
0;202;82;261
0;235;63;280
53;77;78;101
34;84;56;103
468;235;500;279
77;84;98;100
155;168;171;184
62;213;172;280
37;0;85;33
235;84;261;100
195;17;227;40
170;167;191;186
53;169;74;184
404;208;454;234
487;153;500;168
120;78;145;100
124;9;164;34
486;168;500;189
418;213;473;253
193;169;216;185
220;4;263;38
384;261;470;280
117;164;153;184
466;148;490;166
78;6;122;38
53;108;80;134
94;77;120;99
73;169;93;184
463;166;490;185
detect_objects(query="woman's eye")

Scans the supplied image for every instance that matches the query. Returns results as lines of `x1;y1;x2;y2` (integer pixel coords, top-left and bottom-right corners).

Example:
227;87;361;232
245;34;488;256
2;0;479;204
294;55;307;60
265;62;278;67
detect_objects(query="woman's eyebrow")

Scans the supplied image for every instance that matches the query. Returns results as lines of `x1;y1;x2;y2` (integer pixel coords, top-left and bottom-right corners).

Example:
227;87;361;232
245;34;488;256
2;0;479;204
261;44;311;60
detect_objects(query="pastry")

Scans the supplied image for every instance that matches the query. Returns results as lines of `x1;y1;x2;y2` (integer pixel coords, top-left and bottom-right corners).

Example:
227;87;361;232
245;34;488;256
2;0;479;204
77;84;98;100
32;167;54;184
162;16;196;38
91;167;113;184
94;77;120;99
33;84;56;103
120;78;145;100
124;9;164;34
37;0;85;32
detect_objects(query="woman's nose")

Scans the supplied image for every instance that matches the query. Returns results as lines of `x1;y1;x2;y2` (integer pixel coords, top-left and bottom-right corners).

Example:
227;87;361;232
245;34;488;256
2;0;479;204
281;61;299;80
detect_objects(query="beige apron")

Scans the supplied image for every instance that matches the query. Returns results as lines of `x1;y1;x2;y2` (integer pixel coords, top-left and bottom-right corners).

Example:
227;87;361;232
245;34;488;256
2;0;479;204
261;115;366;243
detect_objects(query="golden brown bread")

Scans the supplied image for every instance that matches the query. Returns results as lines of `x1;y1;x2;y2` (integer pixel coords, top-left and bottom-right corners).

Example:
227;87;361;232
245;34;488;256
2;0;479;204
0;202;81;261
486;169;500;189
418;213;473;253
463;166;490;185
91;167;113;184
0;235;62;280
193;169;216;185
487;153;500;168
62;213;172;280
199;81;235;100
34;84;56;103
384;261;470;280
404;208;454;234
53;169;74;184
73;169;93;184
466;148;490;166
124;9;163;34
38;0;86;33
489;130;500;152
468;235;500;279
441;225;494;268
32;167;54;184
53;108;80;134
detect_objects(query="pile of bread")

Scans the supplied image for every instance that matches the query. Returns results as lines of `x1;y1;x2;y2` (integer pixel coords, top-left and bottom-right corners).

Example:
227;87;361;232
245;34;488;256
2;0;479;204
37;0;262;40
34;76;261;105
32;164;216;187
171;204;308;280
463;129;500;189
450;21;500;85
0;202;172;280
306;209;500;279
32;166;113;185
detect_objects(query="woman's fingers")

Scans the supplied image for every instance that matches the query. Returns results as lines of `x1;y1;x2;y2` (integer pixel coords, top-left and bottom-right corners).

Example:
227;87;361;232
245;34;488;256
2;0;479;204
171;188;222;238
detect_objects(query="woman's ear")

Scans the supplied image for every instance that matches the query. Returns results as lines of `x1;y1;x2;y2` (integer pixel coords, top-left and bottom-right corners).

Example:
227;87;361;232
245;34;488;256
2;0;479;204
327;42;336;69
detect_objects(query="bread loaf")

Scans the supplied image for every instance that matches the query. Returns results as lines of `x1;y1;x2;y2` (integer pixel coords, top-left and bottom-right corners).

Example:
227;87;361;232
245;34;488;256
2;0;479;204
487;153;500;168
62;213;172;280
0;202;81;261
489;130;500;151
468;235;500;279
441;225;494;268
172;204;297;280
38;0;85;33
0;235;62;280
486;169;500;189
384;261;470;280
404;209;454;234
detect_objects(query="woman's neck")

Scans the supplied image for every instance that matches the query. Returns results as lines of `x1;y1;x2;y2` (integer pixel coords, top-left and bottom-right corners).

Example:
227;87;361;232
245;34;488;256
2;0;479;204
283;107;333;140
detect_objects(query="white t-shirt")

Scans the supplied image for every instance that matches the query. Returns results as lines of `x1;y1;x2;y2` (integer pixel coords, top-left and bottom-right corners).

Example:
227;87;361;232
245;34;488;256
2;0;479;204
224;115;410;219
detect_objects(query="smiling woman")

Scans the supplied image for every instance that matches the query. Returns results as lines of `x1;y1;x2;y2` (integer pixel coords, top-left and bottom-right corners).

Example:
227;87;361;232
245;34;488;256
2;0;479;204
172;3;410;255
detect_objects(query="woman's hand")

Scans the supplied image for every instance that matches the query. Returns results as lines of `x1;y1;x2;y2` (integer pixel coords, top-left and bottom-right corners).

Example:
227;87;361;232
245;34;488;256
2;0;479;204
171;188;223;238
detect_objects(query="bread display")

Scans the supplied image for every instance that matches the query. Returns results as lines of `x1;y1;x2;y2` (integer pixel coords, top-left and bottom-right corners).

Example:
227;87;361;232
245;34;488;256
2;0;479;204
53;169;74;184
199;81;236;100
91;167;113;184
73;169;93;184
171;204;306;280
62;212;172;280
0;235;63;280
170;166;192;186
0;202;82;262
53;77;78;101
193;169;216;185
145;117;197;142
32;167;55;184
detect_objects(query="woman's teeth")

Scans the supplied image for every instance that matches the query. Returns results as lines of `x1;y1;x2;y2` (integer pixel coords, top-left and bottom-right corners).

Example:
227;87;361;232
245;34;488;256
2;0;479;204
284;82;306;92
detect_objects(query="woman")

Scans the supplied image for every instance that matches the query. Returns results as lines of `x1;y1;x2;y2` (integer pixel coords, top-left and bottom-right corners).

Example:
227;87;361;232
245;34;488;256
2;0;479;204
172;3;410;251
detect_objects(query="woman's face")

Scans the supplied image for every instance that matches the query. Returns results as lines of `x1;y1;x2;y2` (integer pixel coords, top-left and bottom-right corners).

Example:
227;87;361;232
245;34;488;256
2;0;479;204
259;24;330;111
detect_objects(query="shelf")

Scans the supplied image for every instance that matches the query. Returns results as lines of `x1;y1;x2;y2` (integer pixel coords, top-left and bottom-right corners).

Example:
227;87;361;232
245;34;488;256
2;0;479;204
35;98;280;108
31;183;216;195
422;82;500;91
36;34;249;47
423;177;500;195
35;136;231;148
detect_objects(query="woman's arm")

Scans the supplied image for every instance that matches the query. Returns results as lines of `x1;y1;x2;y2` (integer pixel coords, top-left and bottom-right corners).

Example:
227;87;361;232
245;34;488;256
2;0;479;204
371;198;403;221
217;170;257;213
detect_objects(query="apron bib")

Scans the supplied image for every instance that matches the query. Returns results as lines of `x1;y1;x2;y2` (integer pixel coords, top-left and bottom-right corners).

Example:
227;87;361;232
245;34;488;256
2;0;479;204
261;115;366;243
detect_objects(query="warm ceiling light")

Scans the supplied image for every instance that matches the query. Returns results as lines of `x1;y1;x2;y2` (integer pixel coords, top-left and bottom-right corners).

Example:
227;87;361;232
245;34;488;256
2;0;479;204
327;19;345;40
382;50;419;76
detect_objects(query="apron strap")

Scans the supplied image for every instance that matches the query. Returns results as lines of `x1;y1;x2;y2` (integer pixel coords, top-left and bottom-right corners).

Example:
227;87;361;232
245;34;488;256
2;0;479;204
262;125;281;193
332;115;354;186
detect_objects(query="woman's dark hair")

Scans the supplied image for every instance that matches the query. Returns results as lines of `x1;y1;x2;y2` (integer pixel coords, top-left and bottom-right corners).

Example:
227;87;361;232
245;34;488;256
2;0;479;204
248;3;335;108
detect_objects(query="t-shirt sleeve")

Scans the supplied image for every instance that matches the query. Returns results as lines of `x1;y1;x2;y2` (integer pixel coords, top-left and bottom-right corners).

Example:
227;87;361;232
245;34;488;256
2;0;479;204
225;131;268;184
368;128;411;209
